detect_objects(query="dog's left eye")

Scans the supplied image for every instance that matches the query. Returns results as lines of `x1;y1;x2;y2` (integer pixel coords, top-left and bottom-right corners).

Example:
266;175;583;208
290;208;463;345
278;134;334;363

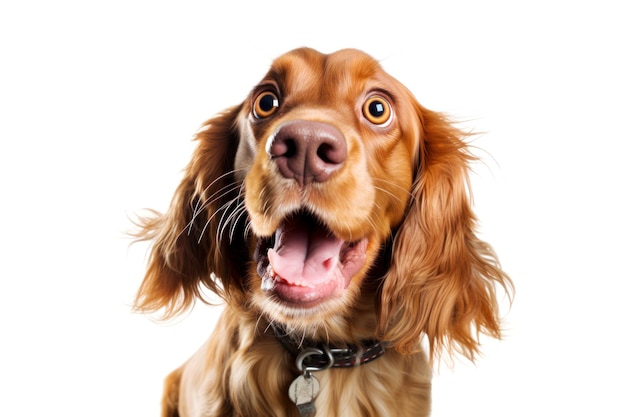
363;95;393;126
253;91;280;118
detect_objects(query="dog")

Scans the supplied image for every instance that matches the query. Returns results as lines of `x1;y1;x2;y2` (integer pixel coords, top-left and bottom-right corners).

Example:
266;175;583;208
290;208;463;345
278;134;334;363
134;47;512;417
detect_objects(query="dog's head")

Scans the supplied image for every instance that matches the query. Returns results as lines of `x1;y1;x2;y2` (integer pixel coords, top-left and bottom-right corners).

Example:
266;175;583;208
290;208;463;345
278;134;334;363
134;48;511;359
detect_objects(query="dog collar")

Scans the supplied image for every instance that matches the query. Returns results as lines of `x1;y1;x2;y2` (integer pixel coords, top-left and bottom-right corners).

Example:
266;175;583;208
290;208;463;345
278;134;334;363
271;323;385;370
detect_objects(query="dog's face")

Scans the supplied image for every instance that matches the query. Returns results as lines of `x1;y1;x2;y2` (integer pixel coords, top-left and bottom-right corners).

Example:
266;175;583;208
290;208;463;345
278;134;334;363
135;47;510;358
232;48;417;327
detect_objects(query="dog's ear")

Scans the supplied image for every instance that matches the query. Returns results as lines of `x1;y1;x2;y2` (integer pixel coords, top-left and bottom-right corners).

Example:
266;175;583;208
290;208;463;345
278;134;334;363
133;105;248;318
378;97;512;361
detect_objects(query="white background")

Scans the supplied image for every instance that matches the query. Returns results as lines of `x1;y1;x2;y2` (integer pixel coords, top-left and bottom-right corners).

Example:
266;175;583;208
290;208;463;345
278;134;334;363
1;1;624;416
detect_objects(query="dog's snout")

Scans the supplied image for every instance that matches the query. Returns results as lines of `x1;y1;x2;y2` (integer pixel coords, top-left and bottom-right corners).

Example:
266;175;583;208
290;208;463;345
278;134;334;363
268;121;347;185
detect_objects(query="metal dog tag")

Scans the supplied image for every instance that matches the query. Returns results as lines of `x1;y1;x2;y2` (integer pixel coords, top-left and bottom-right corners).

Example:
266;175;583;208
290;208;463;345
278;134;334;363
288;374;319;416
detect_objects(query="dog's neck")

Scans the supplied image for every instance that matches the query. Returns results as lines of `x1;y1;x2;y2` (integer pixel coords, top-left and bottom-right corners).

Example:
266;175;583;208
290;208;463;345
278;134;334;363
270;322;385;370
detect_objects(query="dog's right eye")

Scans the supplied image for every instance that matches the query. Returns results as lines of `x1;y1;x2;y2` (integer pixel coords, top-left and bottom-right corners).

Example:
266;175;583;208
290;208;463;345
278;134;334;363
253;91;280;118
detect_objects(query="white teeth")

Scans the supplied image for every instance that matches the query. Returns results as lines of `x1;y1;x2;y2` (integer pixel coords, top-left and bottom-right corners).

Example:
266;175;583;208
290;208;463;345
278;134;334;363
261;276;275;291
261;264;276;291
292;280;311;288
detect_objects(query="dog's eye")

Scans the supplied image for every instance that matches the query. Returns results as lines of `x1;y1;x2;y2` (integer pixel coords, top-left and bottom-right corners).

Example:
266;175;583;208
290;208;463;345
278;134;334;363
363;96;393;126
253;91;280;118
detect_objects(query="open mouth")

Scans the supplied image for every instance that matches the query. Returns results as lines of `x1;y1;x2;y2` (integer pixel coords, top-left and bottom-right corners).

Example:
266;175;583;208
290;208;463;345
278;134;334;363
255;211;368;305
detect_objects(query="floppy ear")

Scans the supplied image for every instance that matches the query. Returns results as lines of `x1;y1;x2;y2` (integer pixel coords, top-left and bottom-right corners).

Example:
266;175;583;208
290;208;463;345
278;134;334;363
133;105;248;318
377;99;512;361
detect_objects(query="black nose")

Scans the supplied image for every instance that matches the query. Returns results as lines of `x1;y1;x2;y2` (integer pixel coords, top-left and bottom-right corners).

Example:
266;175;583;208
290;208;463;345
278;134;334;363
268;121;347;185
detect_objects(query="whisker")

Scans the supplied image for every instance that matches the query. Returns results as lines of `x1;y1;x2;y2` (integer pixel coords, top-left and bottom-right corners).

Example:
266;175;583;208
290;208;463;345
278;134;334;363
204;198;239;244
371;177;413;204
188;177;245;243
187;195;205;236
227;184;249;242
189;167;246;224
220;202;247;243
196;181;242;216
243;218;254;240
185;181;241;238
197;194;239;244
229;204;250;243
216;182;249;243
199;168;247;198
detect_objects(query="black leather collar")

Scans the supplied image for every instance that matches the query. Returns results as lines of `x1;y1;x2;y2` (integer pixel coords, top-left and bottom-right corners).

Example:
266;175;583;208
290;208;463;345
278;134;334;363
271;323;385;370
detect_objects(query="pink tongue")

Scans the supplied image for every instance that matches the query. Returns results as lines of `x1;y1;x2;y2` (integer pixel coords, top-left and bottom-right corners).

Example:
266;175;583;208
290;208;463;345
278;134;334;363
267;219;344;286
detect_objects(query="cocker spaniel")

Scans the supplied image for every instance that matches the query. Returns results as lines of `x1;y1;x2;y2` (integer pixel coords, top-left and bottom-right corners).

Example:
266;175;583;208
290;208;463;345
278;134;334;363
134;47;512;417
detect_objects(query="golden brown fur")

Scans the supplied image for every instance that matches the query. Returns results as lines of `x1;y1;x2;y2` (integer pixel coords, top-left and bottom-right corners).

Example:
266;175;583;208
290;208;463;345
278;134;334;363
134;48;512;417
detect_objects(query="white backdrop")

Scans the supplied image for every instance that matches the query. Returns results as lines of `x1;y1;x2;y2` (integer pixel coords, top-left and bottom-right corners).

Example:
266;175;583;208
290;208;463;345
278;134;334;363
1;1;624;416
